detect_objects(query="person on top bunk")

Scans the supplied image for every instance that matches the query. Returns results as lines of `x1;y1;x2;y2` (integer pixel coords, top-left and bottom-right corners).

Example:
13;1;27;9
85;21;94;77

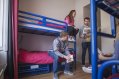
79;17;91;68
65;10;79;41
48;31;74;79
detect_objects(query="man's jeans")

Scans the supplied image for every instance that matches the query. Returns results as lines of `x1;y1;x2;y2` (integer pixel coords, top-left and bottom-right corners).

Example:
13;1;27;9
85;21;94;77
48;51;70;73
82;42;91;65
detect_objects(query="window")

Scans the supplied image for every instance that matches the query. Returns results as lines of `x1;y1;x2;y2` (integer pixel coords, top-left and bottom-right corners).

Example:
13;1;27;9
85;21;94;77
0;0;4;50
0;0;8;51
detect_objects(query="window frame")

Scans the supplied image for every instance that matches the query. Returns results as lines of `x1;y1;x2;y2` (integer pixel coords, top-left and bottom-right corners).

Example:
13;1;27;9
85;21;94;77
0;0;8;51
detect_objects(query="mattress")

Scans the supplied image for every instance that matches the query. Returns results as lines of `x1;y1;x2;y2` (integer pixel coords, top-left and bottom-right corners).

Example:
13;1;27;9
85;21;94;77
18;49;53;64
18;49;67;64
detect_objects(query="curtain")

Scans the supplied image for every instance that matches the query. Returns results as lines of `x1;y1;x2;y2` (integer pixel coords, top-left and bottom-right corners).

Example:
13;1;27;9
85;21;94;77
12;0;18;79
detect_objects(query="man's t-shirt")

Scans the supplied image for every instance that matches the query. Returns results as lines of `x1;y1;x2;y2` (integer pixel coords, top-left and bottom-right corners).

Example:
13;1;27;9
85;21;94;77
79;25;91;42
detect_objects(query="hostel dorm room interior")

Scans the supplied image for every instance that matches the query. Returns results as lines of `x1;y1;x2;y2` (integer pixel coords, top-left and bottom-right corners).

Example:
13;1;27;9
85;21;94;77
1;0;119;79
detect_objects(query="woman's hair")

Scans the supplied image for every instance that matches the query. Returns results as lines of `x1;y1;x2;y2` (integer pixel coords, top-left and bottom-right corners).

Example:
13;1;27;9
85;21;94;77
65;10;76;23
60;31;68;37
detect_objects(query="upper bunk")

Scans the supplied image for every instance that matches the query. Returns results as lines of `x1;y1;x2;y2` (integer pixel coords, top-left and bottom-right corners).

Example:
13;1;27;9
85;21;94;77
18;10;67;36
97;0;119;19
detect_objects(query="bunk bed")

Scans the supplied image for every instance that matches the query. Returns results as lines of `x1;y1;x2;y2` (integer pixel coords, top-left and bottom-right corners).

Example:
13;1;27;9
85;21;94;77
18;10;67;36
18;10;76;76
96;0;118;38
97;0;119;19
90;0;119;79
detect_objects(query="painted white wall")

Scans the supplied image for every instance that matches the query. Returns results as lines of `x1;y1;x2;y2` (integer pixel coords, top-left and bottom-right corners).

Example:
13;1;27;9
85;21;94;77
18;33;74;51
100;10;112;34
18;33;56;51
83;5;90;18
75;0;90;27
19;0;75;21
100;10;115;54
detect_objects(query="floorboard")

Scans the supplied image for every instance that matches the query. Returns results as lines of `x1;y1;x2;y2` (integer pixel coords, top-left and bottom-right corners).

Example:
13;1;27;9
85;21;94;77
19;63;91;79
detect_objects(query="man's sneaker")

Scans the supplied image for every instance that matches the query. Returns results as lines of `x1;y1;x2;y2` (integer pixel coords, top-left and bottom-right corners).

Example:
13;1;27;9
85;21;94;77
82;66;92;73
68;37;75;42
87;65;92;69
68;37;72;41
71;38;75;41
64;71;74;76
82;65;85;67
53;73;58;79
82;66;86;71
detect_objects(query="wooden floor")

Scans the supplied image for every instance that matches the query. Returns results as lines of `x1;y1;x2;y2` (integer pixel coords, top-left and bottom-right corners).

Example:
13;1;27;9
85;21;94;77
19;64;91;79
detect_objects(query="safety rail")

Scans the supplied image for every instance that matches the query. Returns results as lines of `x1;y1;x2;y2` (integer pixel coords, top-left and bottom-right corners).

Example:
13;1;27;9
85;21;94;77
19;10;67;24
18;10;68;36
96;0;119;19
98;60;119;79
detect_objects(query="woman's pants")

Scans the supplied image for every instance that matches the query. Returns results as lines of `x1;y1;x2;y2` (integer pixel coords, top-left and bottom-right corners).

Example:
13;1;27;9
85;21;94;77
67;26;79;36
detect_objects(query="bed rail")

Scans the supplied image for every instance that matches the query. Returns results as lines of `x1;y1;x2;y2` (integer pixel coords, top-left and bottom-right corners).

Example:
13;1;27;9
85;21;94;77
98;60;119;79
18;10;67;36
96;0;119;19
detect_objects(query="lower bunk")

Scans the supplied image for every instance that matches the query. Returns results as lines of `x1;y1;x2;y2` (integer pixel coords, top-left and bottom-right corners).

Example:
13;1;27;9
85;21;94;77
18;49;74;77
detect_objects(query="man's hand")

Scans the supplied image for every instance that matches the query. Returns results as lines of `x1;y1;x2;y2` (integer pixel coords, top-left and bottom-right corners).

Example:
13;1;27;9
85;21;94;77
65;54;74;63
86;33;90;37
98;54;104;60
64;55;70;60
68;54;71;57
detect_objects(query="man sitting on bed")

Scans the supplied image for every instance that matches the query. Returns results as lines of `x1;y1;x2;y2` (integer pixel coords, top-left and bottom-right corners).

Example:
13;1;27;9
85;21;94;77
48;31;74;79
